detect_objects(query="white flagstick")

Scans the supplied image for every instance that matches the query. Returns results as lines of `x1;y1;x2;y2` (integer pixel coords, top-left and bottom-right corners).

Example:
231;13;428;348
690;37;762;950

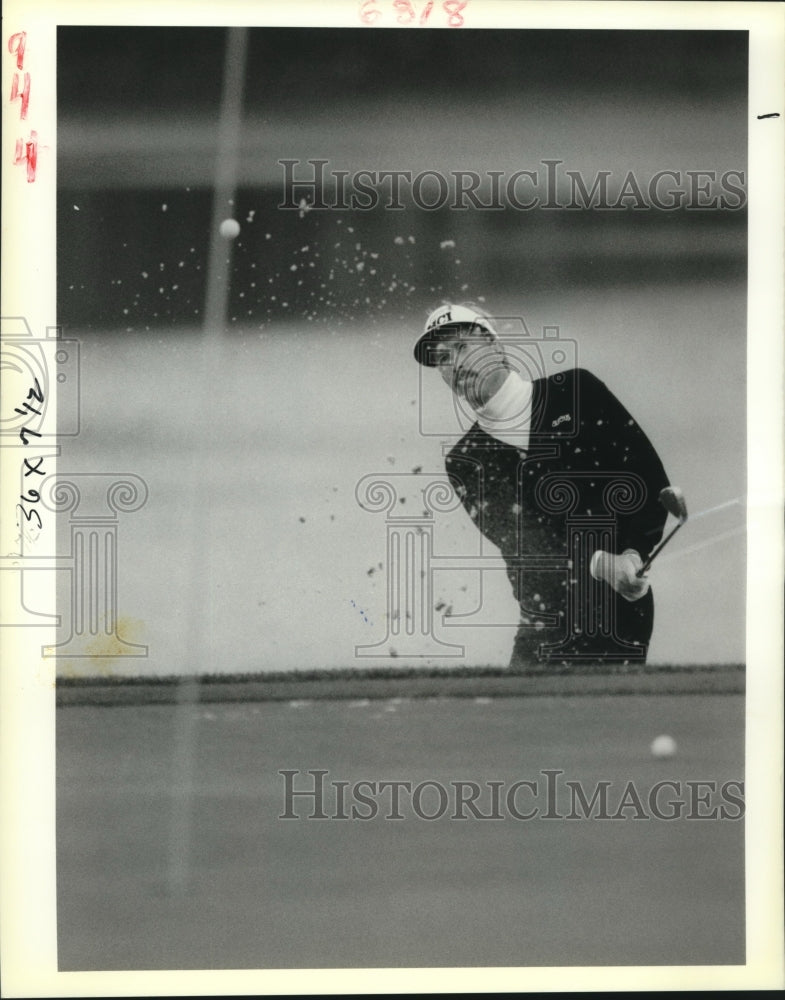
168;27;249;896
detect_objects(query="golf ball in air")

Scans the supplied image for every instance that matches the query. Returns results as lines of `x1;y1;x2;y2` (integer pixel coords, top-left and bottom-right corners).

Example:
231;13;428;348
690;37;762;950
650;734;677;758
219;218;241;239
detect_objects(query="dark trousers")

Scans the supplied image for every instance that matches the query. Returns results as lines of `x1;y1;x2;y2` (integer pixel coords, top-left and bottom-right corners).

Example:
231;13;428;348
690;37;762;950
509;584;655;670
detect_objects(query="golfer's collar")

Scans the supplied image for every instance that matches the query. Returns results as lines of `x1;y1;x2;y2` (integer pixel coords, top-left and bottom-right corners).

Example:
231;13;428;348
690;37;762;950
475;371;532;447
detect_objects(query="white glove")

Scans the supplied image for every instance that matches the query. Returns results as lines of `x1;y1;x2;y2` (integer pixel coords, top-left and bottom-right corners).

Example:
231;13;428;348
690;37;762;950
590;549;650;602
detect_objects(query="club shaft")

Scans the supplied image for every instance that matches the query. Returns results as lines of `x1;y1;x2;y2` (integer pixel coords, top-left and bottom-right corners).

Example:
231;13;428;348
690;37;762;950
638;521;685;575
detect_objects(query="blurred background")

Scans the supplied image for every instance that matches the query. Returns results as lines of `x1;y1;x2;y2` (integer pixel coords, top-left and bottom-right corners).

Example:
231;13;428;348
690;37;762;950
55;26;747;675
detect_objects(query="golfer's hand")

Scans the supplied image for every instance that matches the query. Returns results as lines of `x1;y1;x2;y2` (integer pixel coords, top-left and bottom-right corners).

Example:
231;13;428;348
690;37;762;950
590;549;650;602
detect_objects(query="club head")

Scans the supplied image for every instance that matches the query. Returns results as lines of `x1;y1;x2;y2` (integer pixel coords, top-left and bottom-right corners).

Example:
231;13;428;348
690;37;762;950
658;486;688;524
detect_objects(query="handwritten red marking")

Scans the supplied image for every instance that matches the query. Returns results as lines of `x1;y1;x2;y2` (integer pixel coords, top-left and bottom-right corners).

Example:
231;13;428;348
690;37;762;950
8;31;27;69
393;0;415;24
14;130;37;182
358;0;466;24
443;1;467;27
359;0;382;23
10;71;31;119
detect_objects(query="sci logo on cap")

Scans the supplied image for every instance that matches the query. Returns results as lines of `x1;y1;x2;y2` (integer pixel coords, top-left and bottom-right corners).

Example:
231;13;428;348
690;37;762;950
415;303;498;366
428;307;453;329
423;303;495;336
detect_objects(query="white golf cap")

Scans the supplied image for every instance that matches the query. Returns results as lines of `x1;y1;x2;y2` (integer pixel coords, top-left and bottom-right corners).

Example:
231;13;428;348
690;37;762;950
414;304;497;366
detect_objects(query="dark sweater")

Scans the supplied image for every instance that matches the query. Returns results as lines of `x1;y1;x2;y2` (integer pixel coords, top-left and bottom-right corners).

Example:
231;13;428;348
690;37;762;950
444;368;670;665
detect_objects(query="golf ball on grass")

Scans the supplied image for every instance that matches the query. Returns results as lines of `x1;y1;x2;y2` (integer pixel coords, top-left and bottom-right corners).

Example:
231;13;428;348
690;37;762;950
650;734;677;758
219;218;241;239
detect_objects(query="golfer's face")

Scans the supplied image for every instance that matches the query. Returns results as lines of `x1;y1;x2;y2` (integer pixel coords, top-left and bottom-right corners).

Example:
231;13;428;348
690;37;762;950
431;328;503;400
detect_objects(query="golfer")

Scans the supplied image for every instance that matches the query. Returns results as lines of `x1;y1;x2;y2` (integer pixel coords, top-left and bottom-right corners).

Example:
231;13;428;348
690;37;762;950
414;303;672;670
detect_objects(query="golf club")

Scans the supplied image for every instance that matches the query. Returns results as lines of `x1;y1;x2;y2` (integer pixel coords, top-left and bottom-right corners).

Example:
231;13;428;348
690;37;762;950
637;486;688;576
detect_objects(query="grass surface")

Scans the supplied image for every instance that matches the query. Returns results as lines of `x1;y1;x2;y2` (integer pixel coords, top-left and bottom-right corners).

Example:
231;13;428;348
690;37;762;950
57;691;745;970
56;663;745;706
